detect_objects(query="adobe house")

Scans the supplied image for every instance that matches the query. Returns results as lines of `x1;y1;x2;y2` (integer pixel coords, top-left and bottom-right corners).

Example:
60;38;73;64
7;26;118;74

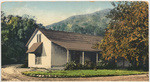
26;28;103;69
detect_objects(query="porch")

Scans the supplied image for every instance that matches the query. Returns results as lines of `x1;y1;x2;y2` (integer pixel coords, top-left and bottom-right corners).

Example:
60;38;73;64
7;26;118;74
66;50;101;65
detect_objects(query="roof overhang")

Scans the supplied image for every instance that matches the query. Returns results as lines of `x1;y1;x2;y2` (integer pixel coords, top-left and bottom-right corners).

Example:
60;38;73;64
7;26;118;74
25;28;39;47
26;42;43;53
51;41;102;52
26;28;103;52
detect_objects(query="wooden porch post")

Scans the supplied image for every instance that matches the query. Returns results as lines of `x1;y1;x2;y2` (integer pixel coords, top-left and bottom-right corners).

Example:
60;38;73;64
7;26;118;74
96;53;99;65
67;50;70;63
82;52;84;65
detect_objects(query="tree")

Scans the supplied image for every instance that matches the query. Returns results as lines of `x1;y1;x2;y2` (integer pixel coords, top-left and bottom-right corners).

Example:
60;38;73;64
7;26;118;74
1;12;43;65
95;1;148;69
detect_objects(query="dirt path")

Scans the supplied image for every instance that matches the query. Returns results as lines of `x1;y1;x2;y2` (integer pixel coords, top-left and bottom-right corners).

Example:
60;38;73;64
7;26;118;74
1;64;149;81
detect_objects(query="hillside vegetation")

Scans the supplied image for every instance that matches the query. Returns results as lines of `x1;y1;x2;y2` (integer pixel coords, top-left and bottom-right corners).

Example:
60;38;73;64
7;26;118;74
46;9;111;36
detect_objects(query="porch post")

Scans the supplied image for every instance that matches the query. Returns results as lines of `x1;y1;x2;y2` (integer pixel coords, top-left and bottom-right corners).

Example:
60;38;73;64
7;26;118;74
82;51;85;65
67;50;70;63
96;53;99;65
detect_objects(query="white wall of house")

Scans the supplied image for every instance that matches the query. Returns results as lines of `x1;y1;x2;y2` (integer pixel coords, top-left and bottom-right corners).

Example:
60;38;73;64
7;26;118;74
51;43;67;67
28;30;52;68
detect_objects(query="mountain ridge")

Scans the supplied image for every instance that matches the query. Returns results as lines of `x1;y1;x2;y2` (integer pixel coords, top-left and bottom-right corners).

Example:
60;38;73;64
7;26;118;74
46;8;111;36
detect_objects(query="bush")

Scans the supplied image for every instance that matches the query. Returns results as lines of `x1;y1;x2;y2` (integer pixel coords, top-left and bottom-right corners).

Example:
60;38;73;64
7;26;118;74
65;61;77;70
96;59;117;69
65;61;97;70
84;61;95;69
76;63;83;69
127;65;149;71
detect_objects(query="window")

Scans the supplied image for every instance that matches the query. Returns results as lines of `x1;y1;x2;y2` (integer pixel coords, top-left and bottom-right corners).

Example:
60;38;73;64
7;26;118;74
35;53;42;64
37;34;41;42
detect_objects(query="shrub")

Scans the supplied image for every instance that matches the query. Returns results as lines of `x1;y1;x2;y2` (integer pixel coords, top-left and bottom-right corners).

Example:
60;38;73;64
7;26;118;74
65;61;77;70
76;63;83;69
65;61;97;70
127;65;149;71
65;59;119;70
84;61;95;69
96;59;117;69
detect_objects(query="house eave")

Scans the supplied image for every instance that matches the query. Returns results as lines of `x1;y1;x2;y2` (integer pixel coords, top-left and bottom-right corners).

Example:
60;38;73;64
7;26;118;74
25;28;39;47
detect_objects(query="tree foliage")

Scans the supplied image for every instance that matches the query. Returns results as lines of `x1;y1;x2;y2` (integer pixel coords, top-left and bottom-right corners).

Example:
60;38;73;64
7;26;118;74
1;12;42;65
95;1;148;68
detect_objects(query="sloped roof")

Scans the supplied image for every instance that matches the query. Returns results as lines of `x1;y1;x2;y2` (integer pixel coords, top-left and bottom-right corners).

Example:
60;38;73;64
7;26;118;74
26;28;103;51
26;42;42;53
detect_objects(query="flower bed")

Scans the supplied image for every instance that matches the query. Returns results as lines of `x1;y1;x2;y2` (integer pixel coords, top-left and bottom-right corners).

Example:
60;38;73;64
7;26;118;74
22;69;148;78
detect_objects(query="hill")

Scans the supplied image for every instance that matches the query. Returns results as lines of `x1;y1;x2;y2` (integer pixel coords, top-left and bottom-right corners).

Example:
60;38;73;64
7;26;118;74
46;9;111;36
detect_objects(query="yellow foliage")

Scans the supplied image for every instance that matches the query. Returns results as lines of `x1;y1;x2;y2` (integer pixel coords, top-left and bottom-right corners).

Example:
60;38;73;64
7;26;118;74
95;2;148;67
105;57;107;60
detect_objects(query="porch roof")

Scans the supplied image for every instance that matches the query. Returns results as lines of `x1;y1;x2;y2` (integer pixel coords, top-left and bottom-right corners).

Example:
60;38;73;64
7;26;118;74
26;42;42;53
52;40;100;51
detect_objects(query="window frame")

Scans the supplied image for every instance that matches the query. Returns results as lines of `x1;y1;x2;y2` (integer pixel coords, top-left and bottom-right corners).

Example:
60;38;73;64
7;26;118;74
35;53;42;65
37;34;41;42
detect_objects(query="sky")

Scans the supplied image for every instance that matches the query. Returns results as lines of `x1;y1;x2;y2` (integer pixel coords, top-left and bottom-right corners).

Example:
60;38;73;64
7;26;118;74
2;1;114;26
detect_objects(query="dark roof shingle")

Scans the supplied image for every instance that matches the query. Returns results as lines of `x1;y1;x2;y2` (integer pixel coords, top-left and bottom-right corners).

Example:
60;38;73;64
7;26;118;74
38;28;103;51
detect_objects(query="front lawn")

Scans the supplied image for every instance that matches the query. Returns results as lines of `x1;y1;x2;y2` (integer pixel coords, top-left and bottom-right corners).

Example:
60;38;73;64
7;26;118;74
22;69;148;78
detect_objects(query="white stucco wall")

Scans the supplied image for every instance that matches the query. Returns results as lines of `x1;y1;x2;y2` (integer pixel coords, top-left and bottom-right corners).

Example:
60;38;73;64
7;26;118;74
28;30;51;68
51;43;67;67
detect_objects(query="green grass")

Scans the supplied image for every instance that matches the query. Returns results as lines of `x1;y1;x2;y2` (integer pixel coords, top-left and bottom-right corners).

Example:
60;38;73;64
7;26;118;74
22;69;148;78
